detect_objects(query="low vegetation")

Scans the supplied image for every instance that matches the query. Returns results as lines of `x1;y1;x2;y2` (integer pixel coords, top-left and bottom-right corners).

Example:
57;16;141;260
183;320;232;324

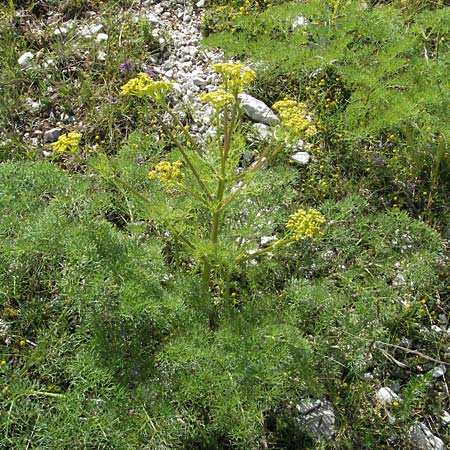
1;0;449;448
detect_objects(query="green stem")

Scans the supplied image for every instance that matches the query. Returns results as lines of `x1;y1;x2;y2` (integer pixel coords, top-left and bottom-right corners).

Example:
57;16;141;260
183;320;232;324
29;391;65;399
155;115;213;203
176;183;210;207
201;100;240;329
163;107;202;156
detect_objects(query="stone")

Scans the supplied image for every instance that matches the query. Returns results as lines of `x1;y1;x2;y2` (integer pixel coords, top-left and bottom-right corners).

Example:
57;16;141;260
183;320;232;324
193;75;207;87
238;93;279;125
260;236;277;246
43;128;63;144
196;0;205;7
441;411;450;426
252;123;272;141
18;52;34;65
290;151;310;165
25;97;41;110
146;13;159;23
294;399;336;440
376;387;400;404
54;27;68;35
392;273;406;286
431;365;446;378
431;325;443;334
408;422;445;450
96;33;108;42
292;16;309;29
78;23;103;38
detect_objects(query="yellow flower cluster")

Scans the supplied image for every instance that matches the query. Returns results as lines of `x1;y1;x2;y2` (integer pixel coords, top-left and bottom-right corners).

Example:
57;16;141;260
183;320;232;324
272;99;317;137
148;160;184;186
121;73;172;100
286;208;326;240
51;131;82;154
212;63;256;94
199;90;235;109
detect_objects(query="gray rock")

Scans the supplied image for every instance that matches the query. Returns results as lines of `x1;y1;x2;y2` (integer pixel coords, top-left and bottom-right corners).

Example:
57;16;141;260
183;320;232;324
251;123;272;141
193;75;207;87
408;422;445;450
43;128;63;144
294;399;336;440
431;365;446;378
238;93;279;125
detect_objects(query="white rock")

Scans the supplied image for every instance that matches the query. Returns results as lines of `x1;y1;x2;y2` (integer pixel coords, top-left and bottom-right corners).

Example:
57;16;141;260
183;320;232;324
42;58;55;69
25;98;41;110
54;27;68;35
146;13;160;23
376;387;400;404
79;23;103;38
295;138;305;150
290;151;310;165
90;24;103;34
392;273;406;286
261;236;277;246
292;16;309;29
196;0;205;7
441;411;450;426
96;33;108;42
251;123;272;141
238;93;279;125
408;422;445;450
431;365;446;378
0;318;10;336
18;51;34;65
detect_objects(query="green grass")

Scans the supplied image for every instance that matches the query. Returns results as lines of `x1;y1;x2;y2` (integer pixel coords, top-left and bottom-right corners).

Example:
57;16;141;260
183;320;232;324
1;0;449;449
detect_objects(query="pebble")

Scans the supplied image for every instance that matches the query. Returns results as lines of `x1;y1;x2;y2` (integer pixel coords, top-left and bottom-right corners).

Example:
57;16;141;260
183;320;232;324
292;16;310;29
441;411;450;426
431;365;446;378
96;33;108;42
290;151;310;165
43;128;63;144
18;51;34;65
376;387;401;404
